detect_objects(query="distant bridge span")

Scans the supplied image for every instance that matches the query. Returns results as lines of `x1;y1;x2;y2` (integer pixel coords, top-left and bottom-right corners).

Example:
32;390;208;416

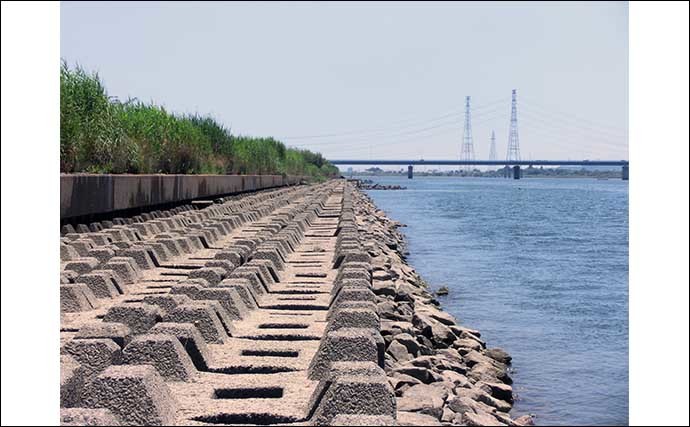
328;159;629;180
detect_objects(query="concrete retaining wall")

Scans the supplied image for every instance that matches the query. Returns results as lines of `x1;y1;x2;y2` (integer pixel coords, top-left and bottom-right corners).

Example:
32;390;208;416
61;174;305;219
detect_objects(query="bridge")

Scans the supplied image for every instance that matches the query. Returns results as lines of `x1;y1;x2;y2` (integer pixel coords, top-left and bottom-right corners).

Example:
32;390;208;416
329;159;630;180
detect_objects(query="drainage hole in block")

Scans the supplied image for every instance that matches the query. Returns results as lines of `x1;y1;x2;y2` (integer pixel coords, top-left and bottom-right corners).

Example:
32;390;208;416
258;323;308;329
214;387;284;399
209;366;297;374
191;414;298;425
242;349;299;358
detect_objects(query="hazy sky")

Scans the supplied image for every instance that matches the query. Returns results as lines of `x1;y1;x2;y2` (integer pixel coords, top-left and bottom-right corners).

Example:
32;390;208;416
61;1;628;163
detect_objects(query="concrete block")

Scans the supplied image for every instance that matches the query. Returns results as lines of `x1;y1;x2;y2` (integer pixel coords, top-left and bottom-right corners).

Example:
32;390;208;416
69;240;95;257
155;238;181;257
101;261;138;285
61;284;98;313
61;244;80;262
308;328;381;380
203;260;235;275
75;271;122;298
196;287;248;320
252;248;284;270
327;301;378;321
141;242;171;263
150;322;212;371
103;303;163;334
60;355;85;408
87;248;116;264
247;259;280;285
164;303;228;344
216;278;259;309
187;267;225;286
82;365;176;426
170;283;205;299
76;322;133;349
327;308;380;332
309;362;396;425
214;250;243;266
142;294;192;316
119;248;155;270
61;224;76;235
62;338;122;378
64;257;100;275
122;334;197;381
332;286;377;307
60;408;121;426
228;269;267;296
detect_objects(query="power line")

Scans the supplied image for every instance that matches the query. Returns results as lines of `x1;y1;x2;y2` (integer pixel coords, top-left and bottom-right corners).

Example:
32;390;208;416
519;96;627;135
278;96;511;140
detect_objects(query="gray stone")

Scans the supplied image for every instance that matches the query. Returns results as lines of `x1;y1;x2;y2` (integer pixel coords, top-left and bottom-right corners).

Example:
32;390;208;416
461;411;506;426
485;348;512;365
396;411;442;426
330;415;397;426
397;383;447;419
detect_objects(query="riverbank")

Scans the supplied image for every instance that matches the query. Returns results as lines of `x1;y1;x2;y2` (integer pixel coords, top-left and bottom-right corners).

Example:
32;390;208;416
352;187;534;426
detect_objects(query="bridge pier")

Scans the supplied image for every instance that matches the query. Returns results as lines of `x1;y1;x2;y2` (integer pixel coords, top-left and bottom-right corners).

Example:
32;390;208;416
513;165;521;180
622;165;629;181
407;165;413;179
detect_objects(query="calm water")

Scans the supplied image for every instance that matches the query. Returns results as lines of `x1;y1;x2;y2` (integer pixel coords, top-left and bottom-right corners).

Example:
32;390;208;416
360;176;628;426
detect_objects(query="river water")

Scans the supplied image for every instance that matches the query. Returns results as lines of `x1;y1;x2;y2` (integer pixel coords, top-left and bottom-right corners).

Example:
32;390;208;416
360;176;628;426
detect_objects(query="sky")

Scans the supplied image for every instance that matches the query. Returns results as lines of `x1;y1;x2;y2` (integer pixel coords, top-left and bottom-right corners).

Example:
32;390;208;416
61;1;628;166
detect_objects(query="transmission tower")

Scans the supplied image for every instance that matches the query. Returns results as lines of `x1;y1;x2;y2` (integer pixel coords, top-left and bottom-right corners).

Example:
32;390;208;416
506;89;521;161
461;96;475;172
489;130;497;161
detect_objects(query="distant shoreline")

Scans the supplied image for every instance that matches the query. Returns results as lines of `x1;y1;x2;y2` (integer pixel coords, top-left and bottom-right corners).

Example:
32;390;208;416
347;173;624;180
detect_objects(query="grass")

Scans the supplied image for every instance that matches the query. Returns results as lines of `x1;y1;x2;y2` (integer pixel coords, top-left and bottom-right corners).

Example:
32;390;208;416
60;61;339;178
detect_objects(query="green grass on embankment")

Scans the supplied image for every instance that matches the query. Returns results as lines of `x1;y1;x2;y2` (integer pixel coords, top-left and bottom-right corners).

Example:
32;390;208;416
60;61;339;179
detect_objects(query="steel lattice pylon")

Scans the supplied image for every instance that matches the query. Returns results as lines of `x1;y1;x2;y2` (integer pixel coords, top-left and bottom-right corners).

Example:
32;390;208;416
460;96;475;172
506;89;521;162
489;130;497;161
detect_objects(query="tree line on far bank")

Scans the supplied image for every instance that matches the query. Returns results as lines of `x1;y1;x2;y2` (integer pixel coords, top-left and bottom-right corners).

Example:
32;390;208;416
60;62;339;179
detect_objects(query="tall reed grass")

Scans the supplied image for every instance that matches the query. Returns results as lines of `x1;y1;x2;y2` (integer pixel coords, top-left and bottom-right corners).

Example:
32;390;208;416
60;61;339;178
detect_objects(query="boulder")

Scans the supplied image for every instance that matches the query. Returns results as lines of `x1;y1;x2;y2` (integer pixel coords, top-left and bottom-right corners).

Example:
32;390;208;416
387;340;412;363
396;411;442;426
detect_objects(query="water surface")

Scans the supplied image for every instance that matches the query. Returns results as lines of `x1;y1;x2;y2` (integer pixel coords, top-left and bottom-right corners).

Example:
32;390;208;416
360;176;628;426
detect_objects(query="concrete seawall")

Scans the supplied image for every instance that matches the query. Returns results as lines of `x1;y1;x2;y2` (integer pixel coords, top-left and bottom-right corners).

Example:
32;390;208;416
59;180;532;426
61;174;305;220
